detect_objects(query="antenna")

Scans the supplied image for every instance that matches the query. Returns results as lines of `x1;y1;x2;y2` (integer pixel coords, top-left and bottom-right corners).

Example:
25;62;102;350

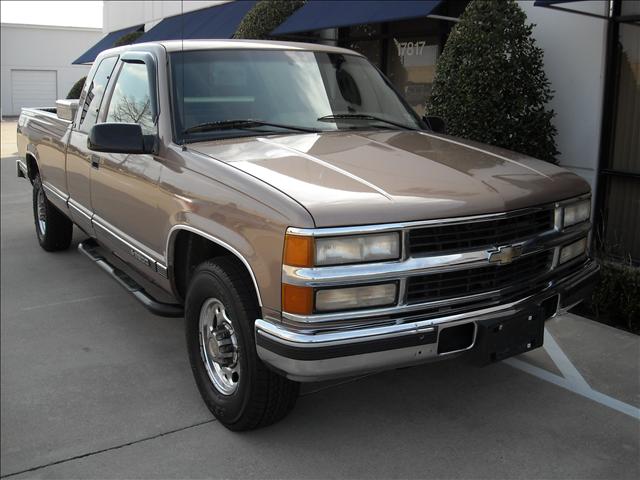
181;0;186;150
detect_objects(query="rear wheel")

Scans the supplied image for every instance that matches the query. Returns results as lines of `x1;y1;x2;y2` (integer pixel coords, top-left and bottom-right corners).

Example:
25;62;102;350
185;257;299;431
32;174;73;252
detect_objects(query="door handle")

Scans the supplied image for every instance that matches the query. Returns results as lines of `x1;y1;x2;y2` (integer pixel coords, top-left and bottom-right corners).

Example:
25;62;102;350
90;154;100;169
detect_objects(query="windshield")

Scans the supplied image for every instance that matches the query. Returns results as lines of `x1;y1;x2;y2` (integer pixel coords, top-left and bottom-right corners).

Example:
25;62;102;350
170;49;423;142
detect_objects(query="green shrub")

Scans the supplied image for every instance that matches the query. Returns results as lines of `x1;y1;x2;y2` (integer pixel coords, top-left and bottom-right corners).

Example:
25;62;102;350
66;76;86;99
426;0;559;162
234;0;305;40
113;30;144;47
591;261;639;334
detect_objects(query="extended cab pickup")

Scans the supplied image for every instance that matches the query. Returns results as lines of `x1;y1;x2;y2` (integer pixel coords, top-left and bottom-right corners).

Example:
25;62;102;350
17;40;599;430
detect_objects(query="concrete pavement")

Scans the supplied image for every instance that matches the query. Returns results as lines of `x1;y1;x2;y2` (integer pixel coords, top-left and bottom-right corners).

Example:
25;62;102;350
1;120;639;479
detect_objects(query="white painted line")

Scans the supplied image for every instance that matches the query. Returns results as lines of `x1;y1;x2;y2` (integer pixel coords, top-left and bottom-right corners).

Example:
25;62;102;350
505;358;640;420
505;327;640;420
542;329;591;389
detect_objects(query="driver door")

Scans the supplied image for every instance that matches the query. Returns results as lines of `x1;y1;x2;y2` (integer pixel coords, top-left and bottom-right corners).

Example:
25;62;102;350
90;54;165;275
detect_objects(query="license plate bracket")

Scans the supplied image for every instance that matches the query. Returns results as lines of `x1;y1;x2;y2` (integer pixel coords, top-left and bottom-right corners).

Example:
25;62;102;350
474;308;544;365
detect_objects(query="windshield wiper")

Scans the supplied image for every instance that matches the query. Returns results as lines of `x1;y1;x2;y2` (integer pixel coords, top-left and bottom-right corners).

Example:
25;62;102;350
317;114;419;131
183;119;319;135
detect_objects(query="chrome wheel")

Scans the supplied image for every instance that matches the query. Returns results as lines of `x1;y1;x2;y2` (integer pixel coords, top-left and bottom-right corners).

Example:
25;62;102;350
198;298;240;395
36;186;47;236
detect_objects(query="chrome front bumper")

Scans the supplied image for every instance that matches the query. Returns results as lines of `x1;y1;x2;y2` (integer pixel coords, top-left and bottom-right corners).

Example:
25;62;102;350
255;260;599;382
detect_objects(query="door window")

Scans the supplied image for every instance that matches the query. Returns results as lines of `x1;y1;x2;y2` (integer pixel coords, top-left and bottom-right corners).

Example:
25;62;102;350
105;62;155;135
78;56;117;133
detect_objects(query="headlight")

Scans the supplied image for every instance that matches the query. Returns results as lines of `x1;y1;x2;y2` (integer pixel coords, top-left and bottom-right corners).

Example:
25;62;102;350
315;233;400;266
315;283;397;312
284;231;401;267
563;199;591;228
282;230;402;315
559;237;588;264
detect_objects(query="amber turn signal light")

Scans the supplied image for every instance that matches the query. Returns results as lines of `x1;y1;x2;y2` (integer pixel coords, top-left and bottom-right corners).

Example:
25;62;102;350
283;234;314;267
282;283;313;315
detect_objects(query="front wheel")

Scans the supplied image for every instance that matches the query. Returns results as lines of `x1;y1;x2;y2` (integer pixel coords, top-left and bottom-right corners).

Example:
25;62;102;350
32;174;73;252
185;257;299;431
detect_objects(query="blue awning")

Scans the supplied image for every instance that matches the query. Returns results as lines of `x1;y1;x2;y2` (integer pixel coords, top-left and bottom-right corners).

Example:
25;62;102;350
73;24;143;65
272;0;442;36
135;0;256;43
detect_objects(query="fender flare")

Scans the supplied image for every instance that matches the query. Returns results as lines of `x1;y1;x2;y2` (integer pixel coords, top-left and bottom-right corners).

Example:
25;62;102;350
165;224;263;307
25;147;39;181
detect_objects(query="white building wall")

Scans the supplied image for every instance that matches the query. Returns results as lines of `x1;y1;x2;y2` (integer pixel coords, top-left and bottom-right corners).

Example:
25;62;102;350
0;23;102;116
103;1;230;33
519;0;609;190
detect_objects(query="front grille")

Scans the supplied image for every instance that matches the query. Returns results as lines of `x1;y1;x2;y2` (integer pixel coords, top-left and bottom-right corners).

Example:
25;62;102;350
408;209;554;256
406;250;553;305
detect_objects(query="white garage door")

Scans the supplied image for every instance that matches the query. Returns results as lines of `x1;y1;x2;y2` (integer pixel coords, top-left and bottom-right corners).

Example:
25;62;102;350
11;70;57;115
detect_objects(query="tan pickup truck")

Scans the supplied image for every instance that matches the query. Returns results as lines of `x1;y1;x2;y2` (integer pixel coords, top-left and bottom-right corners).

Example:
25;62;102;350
17;40;598;430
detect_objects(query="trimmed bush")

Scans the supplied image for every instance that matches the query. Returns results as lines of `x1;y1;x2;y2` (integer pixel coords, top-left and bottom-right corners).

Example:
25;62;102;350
66;76;86;99
426;0;559;162
591;261;639;334
113;30;144;47
234;0;305;40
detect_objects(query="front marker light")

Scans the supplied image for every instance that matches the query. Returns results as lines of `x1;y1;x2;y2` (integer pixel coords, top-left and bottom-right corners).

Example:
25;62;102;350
559;237;588;264
283;234;314;267
315;232;400;266
315;283;397;312
563;199;591;228
282;283;314;315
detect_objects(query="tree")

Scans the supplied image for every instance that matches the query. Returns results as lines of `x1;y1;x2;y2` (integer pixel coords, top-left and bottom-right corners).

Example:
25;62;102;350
426;0;559;162
113;30;143;47
66;76;86;99
234;0;305;40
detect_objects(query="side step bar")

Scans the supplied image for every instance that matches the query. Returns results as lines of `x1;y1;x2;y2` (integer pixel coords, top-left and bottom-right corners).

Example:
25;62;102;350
78;239;184;318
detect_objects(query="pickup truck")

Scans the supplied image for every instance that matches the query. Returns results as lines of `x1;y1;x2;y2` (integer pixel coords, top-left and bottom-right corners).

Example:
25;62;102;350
17;40;598;431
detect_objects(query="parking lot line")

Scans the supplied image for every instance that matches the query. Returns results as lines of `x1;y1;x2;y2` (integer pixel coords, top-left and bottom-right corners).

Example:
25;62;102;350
506;328;640;420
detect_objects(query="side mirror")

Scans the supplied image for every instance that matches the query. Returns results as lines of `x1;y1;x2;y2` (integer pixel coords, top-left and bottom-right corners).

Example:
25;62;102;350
56;99;78;122
423;116;447;134
88;123;153;154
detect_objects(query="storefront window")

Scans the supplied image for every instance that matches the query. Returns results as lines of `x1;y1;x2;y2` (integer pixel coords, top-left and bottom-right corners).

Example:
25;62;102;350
339;16;450;116
349;23;381;38
386;36;439;116
348;39;382;68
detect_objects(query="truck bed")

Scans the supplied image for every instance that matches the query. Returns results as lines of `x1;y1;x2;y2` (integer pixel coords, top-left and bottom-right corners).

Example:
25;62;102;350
17;107;71;157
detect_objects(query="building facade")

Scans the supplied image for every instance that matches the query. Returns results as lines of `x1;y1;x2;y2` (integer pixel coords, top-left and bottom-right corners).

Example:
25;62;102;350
103;0;230;32
0;23;101;117
93;0;640;262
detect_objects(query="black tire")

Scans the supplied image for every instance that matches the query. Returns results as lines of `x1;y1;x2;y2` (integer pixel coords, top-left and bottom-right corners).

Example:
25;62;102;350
185;257;299;431
32;174;73;252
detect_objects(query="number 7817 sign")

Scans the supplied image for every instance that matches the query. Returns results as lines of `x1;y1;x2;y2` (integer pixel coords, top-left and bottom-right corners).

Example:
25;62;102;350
394;39;427;57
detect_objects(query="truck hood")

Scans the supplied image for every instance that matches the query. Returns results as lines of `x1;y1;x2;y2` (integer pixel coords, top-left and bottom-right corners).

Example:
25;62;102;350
190;130;589;227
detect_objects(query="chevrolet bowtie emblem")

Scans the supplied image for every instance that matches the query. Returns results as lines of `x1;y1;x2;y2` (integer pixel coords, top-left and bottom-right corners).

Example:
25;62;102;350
487;245;523;265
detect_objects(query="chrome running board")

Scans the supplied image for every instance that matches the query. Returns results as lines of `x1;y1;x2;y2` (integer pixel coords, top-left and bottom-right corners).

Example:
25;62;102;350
78;239;183;318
